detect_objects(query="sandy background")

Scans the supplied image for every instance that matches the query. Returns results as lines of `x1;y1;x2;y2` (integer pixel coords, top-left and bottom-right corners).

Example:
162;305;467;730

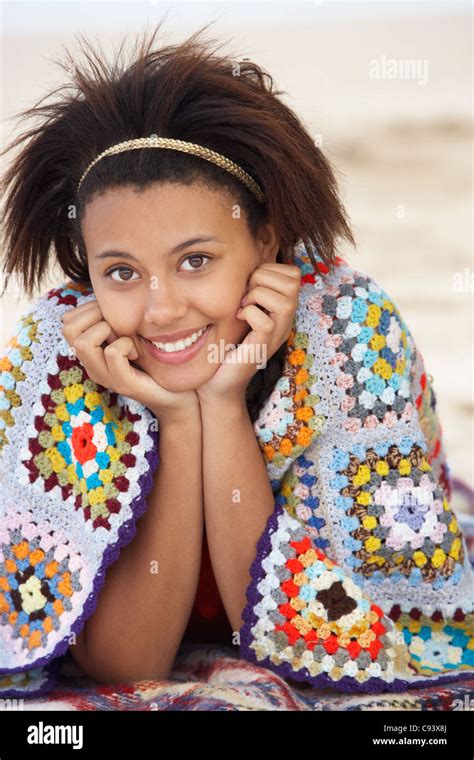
1;3;472;490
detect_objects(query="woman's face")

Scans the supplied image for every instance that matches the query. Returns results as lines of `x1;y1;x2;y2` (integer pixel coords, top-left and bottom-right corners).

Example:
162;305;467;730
82;181;279;392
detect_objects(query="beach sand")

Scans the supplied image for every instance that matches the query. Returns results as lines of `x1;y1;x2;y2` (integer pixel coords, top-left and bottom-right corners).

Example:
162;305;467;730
1;8;472;487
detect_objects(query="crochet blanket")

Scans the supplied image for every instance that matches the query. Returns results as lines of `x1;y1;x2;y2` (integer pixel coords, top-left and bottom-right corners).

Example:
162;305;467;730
2;484;473;712
1;242;473;698
2;488;473;712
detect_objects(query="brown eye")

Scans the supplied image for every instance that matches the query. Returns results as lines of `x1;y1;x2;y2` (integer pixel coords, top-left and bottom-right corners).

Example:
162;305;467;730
106;267;139;282
180;254;211;272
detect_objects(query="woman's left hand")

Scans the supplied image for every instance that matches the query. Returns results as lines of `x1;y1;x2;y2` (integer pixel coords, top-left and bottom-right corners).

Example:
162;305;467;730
196;262;302;406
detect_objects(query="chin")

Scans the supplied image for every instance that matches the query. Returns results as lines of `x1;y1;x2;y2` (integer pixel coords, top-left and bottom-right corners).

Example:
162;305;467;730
146;371;204;394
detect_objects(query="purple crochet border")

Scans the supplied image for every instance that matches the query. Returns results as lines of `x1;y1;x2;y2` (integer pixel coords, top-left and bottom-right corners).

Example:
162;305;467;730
0;422;160;698
0;655;64;699
239;501;474;695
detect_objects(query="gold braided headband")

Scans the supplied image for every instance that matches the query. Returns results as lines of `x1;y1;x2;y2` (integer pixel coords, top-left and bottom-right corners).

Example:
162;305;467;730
76;135;266;203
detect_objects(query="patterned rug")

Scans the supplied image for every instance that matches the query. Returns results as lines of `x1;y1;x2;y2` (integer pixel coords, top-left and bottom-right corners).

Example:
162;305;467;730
2;477;473;712
7;643;474;712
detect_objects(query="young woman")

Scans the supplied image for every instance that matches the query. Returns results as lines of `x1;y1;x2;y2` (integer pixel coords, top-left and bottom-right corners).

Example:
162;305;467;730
0;23;472;696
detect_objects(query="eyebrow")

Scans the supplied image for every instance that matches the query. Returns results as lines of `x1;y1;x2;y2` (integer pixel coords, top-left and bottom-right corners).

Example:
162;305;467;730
94;236;222;261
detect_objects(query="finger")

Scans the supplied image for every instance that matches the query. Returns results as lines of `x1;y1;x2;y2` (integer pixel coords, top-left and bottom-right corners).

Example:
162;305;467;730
103;326;121;345
253;262;300;275
71;321;116;386
260;262;301;279
236;303;274;335
234;305;273;368
103;336;140;389
61;303;105;345
61;302;100;328
240;286;290;317
247;264;301;293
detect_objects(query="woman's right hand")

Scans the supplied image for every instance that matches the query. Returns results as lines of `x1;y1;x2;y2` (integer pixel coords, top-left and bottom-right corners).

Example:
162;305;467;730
60;297;200;424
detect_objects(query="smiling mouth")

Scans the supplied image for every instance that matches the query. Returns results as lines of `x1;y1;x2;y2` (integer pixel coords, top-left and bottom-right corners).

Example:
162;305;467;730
141;324;212;354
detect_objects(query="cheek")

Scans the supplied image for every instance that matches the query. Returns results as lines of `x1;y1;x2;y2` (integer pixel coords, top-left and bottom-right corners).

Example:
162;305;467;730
96;295;142;336
206;283;250;340
207;285;247;319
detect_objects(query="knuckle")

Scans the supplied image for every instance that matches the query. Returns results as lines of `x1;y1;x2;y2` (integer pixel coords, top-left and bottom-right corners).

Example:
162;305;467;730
103;342;117;356
74;337;88;353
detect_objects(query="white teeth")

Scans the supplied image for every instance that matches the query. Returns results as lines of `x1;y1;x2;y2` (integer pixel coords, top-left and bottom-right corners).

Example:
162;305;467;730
150;325;208;353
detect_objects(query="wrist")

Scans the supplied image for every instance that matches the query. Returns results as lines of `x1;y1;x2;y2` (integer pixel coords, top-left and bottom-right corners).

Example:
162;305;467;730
152;401;202;430
198;392;248;419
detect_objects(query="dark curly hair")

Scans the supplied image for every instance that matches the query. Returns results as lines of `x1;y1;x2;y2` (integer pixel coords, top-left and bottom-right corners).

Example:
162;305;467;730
0;21;355;423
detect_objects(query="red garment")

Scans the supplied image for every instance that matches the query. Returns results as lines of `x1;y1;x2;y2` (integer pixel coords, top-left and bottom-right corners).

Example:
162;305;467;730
182;528;233;644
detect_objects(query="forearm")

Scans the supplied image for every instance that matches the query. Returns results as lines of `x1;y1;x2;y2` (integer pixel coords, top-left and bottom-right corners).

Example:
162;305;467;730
77;410;203;682
200;397;275;634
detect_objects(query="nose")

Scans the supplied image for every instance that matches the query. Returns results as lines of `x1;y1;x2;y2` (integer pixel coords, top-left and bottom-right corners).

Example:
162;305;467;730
142;277;187;326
